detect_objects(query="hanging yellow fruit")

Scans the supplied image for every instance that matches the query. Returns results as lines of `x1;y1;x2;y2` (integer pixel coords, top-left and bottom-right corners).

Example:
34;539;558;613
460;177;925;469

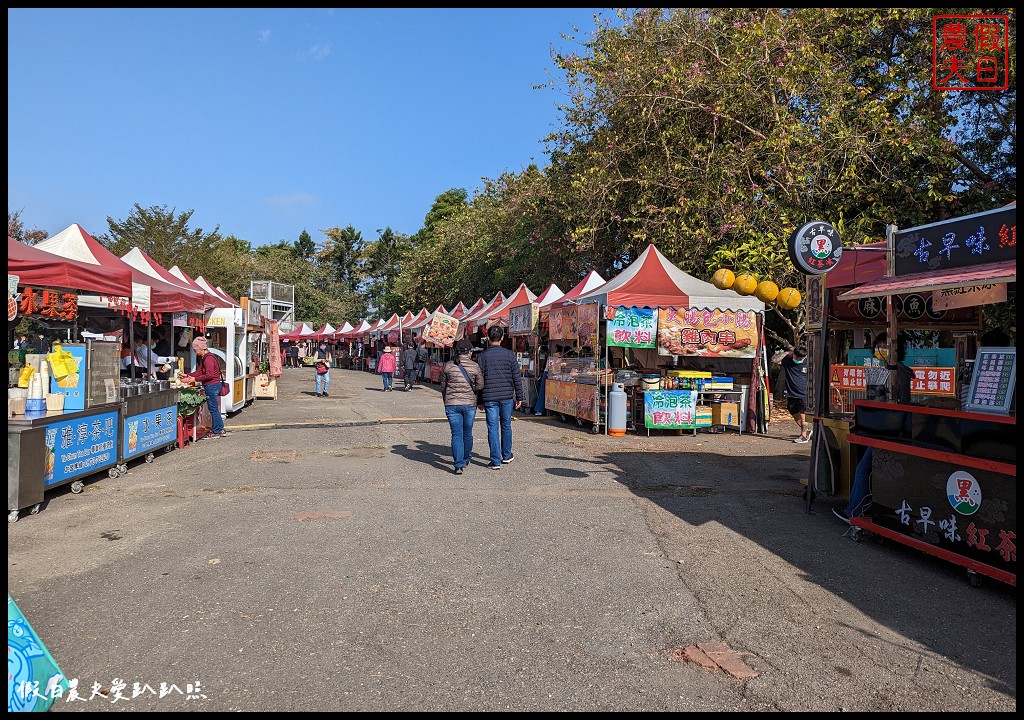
712;268;735;290
776;287;802;310
733;273;758;296
755;280;779;303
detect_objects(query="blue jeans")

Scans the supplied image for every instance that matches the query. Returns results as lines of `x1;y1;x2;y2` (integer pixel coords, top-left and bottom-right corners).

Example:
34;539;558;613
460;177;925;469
204;382;225;435
381;372;393;390
417;361;426;383
315;370;330;395
483;399;514;466
445;405;477;469
844;447;872;517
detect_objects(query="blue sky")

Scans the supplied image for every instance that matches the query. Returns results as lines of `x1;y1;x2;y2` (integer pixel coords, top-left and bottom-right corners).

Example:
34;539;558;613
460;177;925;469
8;8;612;248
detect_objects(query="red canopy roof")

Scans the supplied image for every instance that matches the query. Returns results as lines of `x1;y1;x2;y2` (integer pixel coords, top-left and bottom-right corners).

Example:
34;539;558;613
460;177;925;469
9;236;134;298
825;241;888;289
121;247;217;310
838;259;1016;301
451;300;478;319
560;271;606;302
483;284;536;325
34;224;206;313
576;244;763;311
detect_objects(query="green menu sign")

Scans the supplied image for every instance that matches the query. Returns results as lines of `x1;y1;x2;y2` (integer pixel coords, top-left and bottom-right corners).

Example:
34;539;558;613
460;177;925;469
606;307;656;348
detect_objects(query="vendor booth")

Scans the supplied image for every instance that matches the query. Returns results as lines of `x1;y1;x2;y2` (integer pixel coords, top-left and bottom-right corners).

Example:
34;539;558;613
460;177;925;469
828;203;1016;586
550;245;765;435
509;283;564;411
207;306;248;414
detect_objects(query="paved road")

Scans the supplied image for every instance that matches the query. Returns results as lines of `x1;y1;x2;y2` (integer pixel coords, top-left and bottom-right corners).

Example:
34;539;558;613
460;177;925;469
8;368;1016;712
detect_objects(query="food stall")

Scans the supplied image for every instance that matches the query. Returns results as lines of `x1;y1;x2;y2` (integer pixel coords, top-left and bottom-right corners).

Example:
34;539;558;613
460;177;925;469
509;283;565;410
544;299;607;430
564;245;765;435
833;203;1016;586
481;284;538;404
242;297;268;402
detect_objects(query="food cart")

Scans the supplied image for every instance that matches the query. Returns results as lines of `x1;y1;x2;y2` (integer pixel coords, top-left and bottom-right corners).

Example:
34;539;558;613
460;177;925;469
829;205;1016;586
242;297;268;402
206;306;247;414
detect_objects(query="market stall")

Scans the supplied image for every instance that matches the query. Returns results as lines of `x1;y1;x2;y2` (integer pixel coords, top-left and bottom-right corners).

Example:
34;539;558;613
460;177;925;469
508;283;564;410
242;297;268;402
563;245;765;435
832;203;1016;586
206;306;248;414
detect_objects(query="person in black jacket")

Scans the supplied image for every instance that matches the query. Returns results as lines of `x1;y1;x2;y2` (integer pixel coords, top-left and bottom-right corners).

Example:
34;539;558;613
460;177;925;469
476;326;525;469
401;342;418;391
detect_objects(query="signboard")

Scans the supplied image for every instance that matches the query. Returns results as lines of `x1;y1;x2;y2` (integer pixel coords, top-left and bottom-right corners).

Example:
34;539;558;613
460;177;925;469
548;305;578;341
963;347;1016;414
806;275;824;329
932;283;1007;311
423;312;459;347
656;308;757;358
8;273;18;296
893;205;1016;277
909;367;956;396
830;365;868;391
42;410;119;488
122;405;177;460
828;288;977;327
644;390;699;429
508;304;538;336
788;221;843;275
48;343;87;411
576;302;600;348
16;287;78;321
606;307;656;348
575;384;598;422
545;378;576;415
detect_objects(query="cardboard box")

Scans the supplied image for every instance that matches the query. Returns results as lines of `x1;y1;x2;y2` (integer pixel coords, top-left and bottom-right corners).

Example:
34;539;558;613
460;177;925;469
711;402;740;427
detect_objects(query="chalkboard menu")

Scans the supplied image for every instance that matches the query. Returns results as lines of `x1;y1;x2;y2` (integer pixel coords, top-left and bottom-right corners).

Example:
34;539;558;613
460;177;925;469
963;347;1016;414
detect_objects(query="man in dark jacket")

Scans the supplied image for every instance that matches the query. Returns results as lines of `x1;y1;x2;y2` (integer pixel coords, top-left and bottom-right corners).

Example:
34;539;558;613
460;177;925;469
401;342;418;391
476;326;525;469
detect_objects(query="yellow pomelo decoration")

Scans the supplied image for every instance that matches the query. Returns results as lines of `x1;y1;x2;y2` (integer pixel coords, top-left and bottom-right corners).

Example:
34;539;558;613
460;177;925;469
776;287;802;310
755;280;779;303
712;268;735;290
733;273;758;296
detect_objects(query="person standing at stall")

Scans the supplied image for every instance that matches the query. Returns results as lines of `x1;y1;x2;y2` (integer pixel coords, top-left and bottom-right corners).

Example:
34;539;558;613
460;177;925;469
781;346;810;443
477;326;525;469
181;336;226;439
416;341;429;385
440;338;486;474
401;342;418;391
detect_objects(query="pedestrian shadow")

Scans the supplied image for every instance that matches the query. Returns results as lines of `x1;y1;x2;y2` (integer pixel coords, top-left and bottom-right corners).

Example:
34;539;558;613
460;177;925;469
391;440;452;471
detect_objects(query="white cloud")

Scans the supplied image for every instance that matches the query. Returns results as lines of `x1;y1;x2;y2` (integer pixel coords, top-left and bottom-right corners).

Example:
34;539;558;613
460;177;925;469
297;43;331;62
258;29;271;45
265;193;318;214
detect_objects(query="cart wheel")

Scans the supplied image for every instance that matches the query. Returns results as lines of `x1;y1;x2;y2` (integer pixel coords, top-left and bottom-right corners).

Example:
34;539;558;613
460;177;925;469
145;453;155;464
118;464;128;476
108;467;120;479
967;569;983;588
849;527;865;543
72;480;85;493
29;503;41;515
591;424;600;434
165;444;175;453
8;510;19;524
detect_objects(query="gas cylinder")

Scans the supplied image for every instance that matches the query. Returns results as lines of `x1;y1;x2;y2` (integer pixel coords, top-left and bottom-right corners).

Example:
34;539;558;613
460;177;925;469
608;382;627;437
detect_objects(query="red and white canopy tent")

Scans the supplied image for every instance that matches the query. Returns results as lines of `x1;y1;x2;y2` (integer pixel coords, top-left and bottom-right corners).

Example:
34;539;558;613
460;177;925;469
121;247;217;313
406;308;431;335
574;244;764;312
451;299;479;320
532;283;565;309
311;323;336;342
280;322;316;341
9;236;134;299
460;292;506;334
482;283;537;329
340;319;372;341
167;265;225;309
194;275;238;308
331;321;354;341
34;224;206;316
545;270;605;318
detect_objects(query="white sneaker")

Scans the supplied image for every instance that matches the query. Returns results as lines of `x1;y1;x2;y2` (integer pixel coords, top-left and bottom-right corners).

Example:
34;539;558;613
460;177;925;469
794;436;809;444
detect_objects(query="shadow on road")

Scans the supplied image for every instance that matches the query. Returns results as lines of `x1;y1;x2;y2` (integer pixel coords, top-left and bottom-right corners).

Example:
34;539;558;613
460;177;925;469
390;440;454;471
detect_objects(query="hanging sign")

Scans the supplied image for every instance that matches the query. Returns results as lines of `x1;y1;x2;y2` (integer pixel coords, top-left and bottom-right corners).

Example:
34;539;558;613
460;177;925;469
932;283;1007;311
548;305;578;341
656;308;757;358
508;304;538;335
423;311;459;347
17;287;79;321
788;221;843;275
576;302;600;348
605;307;656;348
894;205;1015;276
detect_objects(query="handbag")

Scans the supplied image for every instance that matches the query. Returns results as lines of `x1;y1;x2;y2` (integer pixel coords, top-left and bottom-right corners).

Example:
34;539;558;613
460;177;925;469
315;361;329;375
219;373;231;396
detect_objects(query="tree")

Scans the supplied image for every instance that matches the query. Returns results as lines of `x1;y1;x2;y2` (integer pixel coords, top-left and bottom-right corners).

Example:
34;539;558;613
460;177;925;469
7;210;48;245
99;204;223;273
361;227;411;316
293;230;316;261
319;225;365;295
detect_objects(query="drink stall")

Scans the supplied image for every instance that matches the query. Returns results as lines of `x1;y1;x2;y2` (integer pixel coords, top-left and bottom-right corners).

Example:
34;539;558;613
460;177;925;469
832;204;1016;586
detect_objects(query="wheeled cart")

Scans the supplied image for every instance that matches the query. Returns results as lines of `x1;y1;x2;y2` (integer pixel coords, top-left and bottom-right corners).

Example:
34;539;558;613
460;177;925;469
8;403;122;523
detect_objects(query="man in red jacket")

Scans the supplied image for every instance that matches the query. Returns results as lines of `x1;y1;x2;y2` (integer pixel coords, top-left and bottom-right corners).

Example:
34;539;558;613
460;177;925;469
181;336;226;438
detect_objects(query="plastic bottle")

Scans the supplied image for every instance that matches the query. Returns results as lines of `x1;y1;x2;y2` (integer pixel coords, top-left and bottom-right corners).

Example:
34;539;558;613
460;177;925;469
608;382;627;437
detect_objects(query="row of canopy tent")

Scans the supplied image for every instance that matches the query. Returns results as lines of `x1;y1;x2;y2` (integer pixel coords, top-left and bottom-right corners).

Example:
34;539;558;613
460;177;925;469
317;244;763;345
10;224;239;315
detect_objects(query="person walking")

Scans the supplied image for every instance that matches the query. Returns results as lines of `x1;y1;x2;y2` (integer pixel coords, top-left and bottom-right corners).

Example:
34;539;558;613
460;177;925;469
180;336;226;439
781;346;810;442
313;343;332;397
377;345;397;391
415;341;429;384
297;342;308;367
440;338;485;474
477;326;525;469
401;342;418;391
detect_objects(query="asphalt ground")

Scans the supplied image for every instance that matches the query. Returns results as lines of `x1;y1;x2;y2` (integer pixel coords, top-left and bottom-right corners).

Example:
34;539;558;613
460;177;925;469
8;367;1016;712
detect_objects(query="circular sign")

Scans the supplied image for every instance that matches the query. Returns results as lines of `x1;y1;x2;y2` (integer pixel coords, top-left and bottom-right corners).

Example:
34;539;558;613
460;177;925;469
902;293;926;320
946;470;982;515
924;295;947;320
788;222;843;275
857;297;883;319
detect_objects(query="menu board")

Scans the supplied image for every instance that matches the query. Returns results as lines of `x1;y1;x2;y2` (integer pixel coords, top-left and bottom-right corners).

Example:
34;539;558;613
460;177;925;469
508;304;537;336
644;390;699;429
548;305;577;340
656;308;758;358
606;307;656;348
963;347;1016;414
